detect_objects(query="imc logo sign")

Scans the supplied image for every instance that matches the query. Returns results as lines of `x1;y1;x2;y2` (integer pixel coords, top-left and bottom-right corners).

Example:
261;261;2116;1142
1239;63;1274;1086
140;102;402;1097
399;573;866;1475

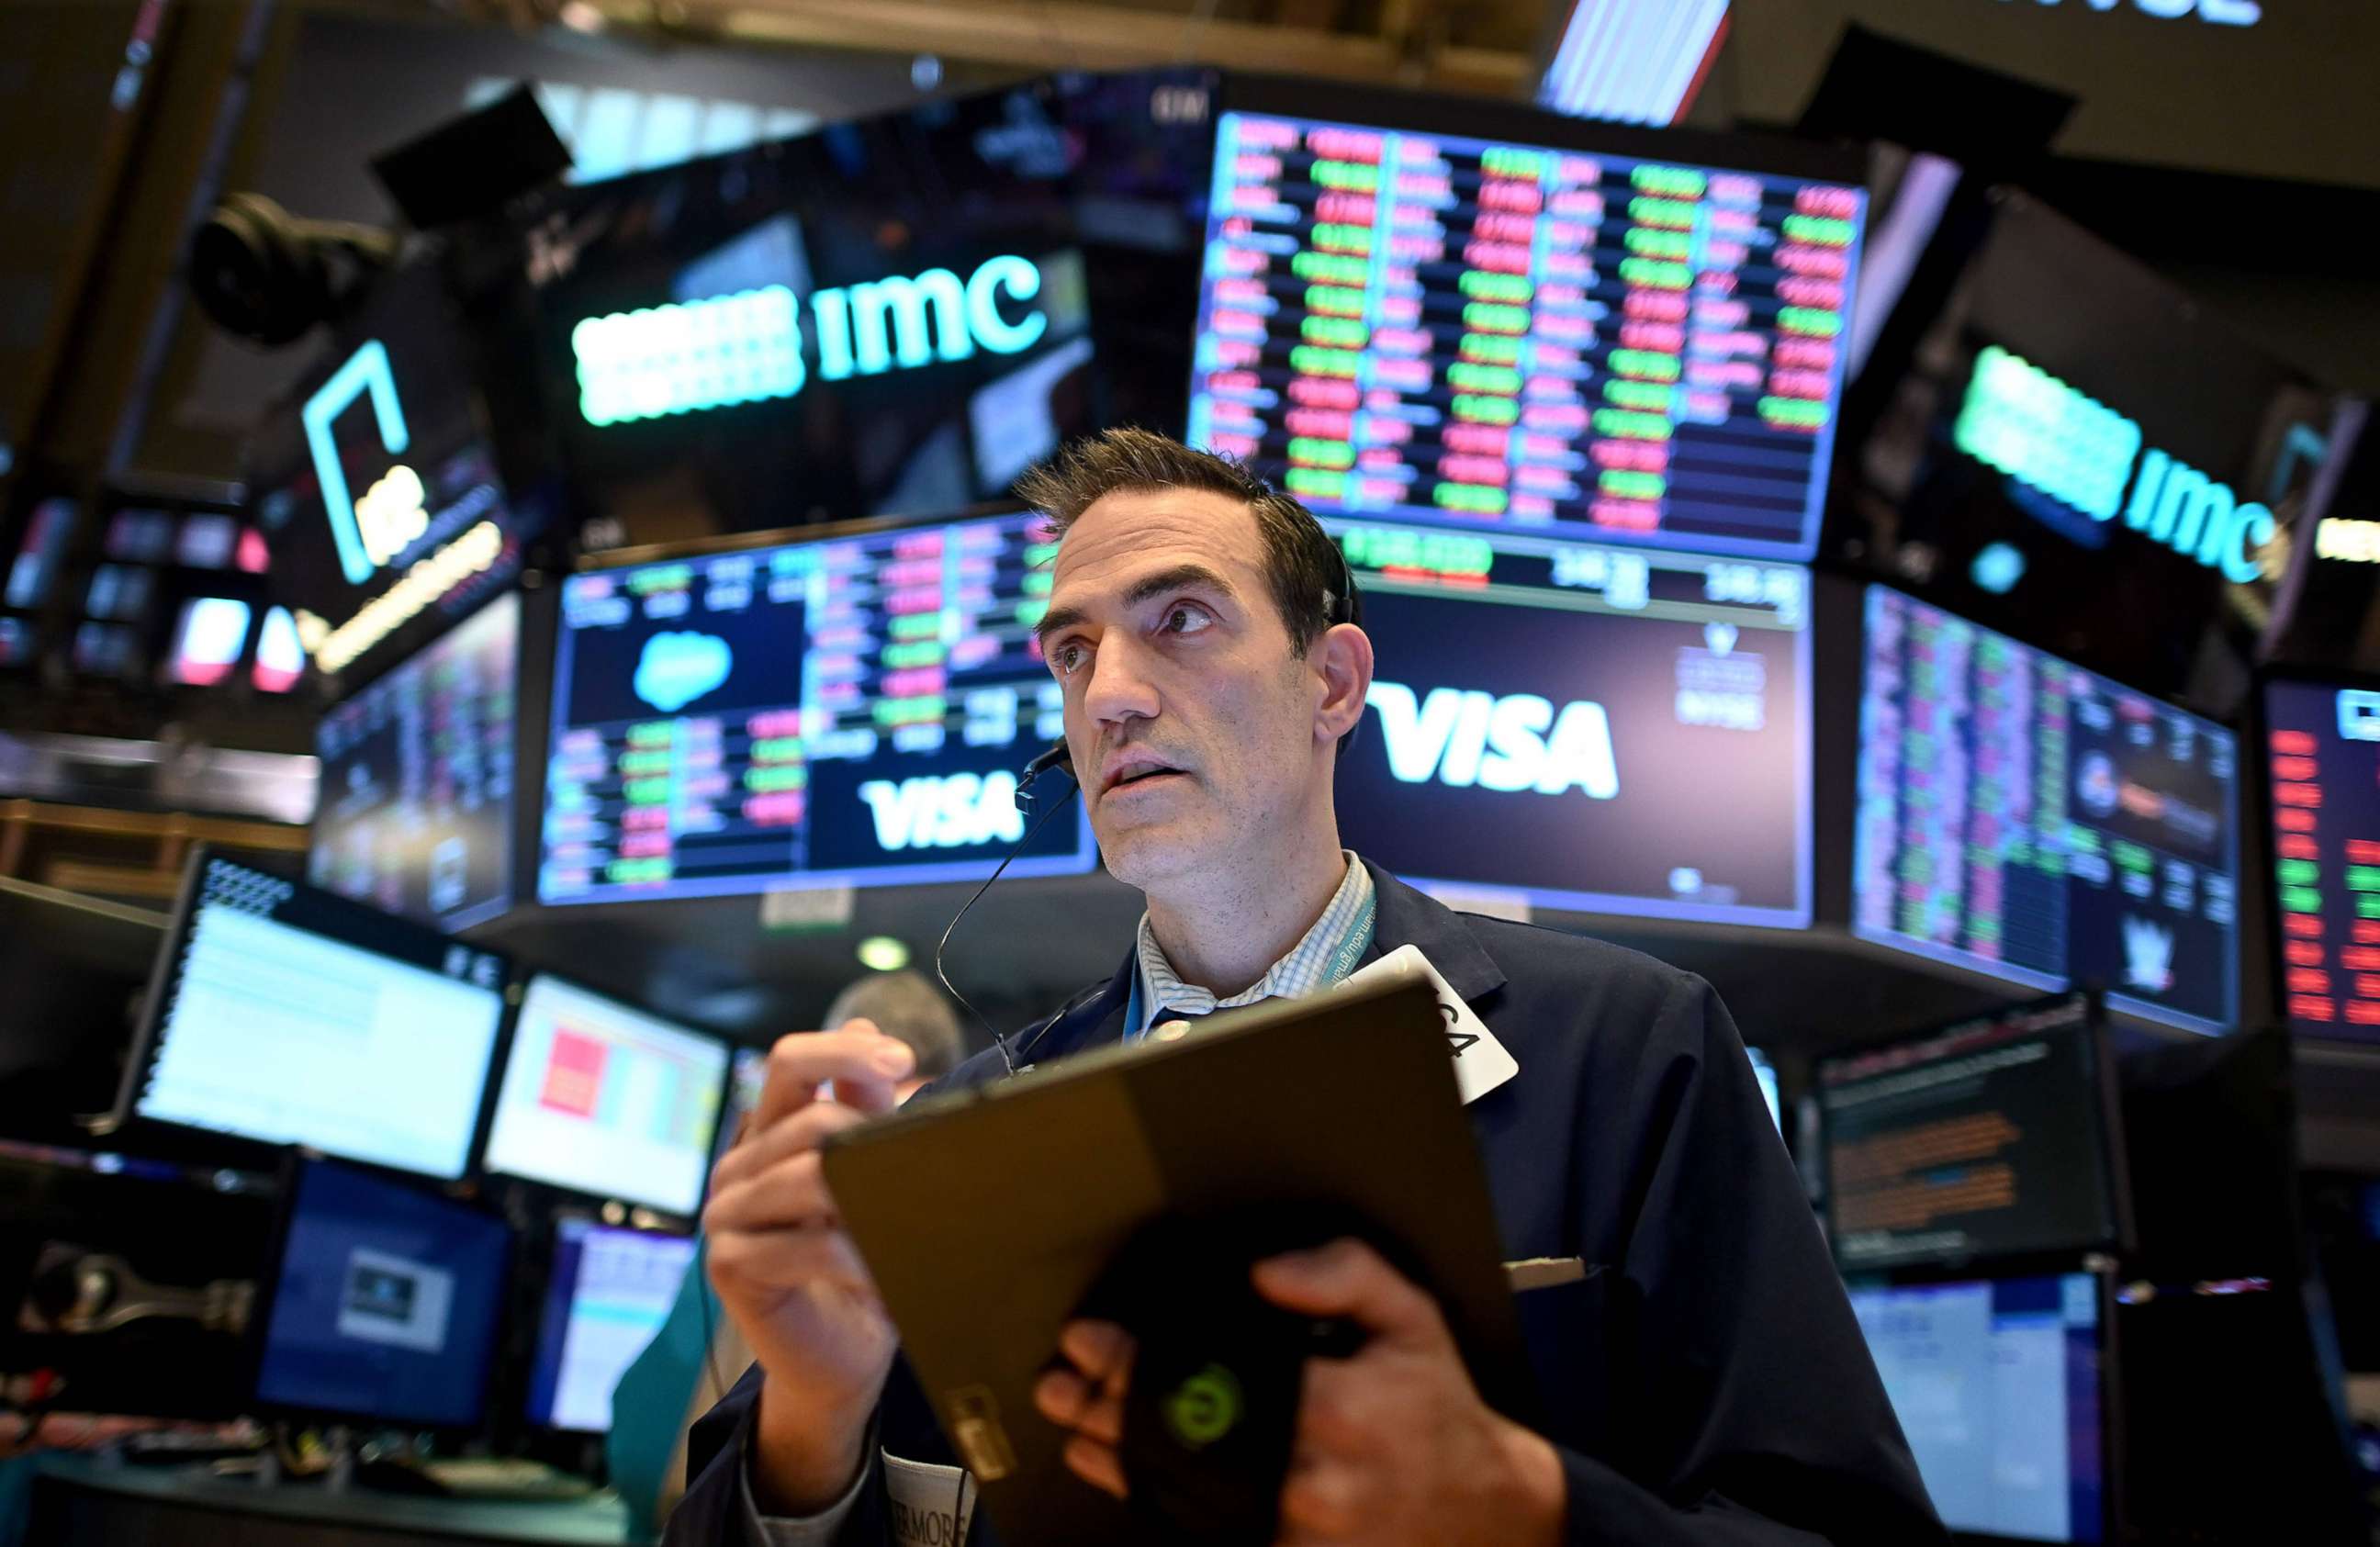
303;339;430;585
572;254;1049;428
1952;345;2280;582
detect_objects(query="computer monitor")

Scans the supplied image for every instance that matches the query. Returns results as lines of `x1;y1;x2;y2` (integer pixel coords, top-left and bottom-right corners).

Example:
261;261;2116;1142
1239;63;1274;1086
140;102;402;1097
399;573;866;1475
0;879;163;1144
310;589;519;932
539;510;1097;904
241;255;544;685
2114;1027;2367;1540
713;1044;769;1168
252;1157;512;1430
1186;99;1864;560
522;1219;699;1433
114;855;511;1180
1330;520;1810;924
1746;1046;1782;1136
2262;674;2380;1043
478;974;730;1216
1847;1271;2111;1544
1854;586;2240;1034
1817;992;2127;1272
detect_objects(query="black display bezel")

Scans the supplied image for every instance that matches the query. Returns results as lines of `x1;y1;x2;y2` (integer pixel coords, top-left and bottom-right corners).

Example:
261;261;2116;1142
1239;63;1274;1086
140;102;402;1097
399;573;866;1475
470;969;737;1221
102;848;514;1182
2251;661;2380;1048
1815;988;2136;1272
242;1152;516;1438
1838;1258;2125;1547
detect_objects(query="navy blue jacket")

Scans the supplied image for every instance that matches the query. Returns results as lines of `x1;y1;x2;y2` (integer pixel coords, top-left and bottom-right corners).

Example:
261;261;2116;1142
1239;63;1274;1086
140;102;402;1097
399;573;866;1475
670;864;1943;1545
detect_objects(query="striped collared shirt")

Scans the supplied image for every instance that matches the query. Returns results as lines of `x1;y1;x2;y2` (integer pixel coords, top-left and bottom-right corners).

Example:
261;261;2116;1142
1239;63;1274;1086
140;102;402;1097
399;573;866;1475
1128;851;1375;1037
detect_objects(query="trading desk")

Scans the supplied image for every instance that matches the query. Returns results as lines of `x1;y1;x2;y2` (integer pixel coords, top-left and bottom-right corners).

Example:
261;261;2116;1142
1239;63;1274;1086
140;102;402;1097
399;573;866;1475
25;1456;638;1546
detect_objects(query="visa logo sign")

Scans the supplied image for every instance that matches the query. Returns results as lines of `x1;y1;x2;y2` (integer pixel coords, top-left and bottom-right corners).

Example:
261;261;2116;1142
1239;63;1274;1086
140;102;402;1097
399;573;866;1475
1368;682;1619;798
859;772;1027;851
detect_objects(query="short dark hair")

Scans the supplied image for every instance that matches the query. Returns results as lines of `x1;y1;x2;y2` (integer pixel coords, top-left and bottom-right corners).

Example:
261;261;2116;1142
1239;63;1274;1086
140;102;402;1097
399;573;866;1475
1015;428;1355;656
823;969;966;1081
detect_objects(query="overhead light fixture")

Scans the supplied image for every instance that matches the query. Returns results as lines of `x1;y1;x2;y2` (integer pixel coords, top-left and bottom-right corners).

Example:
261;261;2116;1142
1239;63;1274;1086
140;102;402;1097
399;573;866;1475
856;936;911;972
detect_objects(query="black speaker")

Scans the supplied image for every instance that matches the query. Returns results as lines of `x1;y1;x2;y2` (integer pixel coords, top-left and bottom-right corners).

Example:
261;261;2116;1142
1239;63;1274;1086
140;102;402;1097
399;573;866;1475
370;84;573;230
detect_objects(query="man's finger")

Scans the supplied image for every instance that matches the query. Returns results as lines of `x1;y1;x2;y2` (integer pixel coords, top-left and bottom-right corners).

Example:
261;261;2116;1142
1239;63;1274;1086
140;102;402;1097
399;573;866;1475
1278;1453;1363;1540
1057;1319;1136;1392
1061;1435;1128;1500
712;1100;870;1194
1033;1366;1125;1447
1252;1239;1448;1347
751;1024;914;1130
703;1223;876;1297
704;1150;841;1235
1033;1368;1090;1426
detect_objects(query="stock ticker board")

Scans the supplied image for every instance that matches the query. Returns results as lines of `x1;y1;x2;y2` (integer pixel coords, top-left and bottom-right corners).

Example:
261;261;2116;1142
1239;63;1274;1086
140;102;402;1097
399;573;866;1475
1856;588;2240;1036
2266;678;2380;1042
540;513;1095;904
1186;111;1864;561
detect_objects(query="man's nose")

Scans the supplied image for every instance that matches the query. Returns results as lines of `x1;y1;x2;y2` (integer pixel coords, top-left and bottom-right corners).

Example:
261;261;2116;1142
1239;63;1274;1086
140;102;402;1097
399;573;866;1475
1083;633;1161;729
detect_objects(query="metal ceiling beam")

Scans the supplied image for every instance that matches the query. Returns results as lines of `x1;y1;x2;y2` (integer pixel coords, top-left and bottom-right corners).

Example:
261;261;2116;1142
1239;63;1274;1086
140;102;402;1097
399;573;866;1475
681;0;1528;95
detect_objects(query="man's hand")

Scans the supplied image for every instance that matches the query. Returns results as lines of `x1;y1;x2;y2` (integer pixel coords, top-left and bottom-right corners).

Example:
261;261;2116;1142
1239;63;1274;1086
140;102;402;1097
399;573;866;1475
1032;1238;1566;1547
702;1020;915;1514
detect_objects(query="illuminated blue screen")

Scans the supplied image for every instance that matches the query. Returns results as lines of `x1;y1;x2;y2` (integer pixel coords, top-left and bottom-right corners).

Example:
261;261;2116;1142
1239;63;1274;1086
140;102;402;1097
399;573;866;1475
541;512;1096;903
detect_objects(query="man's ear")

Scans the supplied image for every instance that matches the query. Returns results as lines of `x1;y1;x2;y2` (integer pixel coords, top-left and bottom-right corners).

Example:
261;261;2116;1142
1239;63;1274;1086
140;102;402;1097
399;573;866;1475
1314;622;1375;745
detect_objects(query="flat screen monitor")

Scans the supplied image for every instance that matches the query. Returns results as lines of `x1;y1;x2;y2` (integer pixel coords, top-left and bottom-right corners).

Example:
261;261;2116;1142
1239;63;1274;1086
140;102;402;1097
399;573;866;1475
310;590;519;932
1817;992;2126;1271
523;1219;698;1433
242;257;540;684
526;73;1211;544
1854;586;2239;1034
118;856;511;1179
0;879;163;1144
1746;1046;1781;1136
1847;1272;2110;1544
253;1158;511;1430
540;511;1097;904
1330;520;1809;924
479;974;730;1216
1186;108;1864;560
2263;676;2380;1043
713;1044;768;1168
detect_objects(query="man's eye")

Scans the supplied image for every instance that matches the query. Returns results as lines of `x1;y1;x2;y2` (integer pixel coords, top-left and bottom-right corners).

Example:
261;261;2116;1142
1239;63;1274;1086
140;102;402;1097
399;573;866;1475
1050;642;1086;676
1162;605;1213;636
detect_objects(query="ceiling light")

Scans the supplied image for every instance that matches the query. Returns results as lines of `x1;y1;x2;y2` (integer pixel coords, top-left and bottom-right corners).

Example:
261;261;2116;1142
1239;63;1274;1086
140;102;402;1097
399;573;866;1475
856;936;910;972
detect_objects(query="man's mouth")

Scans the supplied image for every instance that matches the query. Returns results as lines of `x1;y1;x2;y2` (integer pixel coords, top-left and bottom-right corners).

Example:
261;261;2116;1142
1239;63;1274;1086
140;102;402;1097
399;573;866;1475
1106;763;1187;793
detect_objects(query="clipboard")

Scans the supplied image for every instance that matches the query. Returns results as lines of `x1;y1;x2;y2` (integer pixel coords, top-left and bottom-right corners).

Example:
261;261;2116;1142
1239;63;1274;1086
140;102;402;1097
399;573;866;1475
820;976;1529;1547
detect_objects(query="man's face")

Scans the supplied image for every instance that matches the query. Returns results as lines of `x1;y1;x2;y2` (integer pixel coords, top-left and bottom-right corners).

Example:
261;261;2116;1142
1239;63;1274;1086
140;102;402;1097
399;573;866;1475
1036;488;1330;891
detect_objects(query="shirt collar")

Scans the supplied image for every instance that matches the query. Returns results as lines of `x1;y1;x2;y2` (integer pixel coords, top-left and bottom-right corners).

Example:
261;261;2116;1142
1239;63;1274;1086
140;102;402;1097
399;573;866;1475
1130;851;1374;1036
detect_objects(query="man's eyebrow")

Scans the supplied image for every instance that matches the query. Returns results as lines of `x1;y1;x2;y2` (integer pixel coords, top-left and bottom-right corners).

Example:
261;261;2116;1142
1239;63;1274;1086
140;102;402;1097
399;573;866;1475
1122;563;1237;611
1031;564;1239;647
1032;603;1086;649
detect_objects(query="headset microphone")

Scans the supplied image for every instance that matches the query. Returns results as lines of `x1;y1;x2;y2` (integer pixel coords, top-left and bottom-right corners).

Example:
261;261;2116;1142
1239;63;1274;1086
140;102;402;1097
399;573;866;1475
1015;738;1075;813
935;738;1079;1075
